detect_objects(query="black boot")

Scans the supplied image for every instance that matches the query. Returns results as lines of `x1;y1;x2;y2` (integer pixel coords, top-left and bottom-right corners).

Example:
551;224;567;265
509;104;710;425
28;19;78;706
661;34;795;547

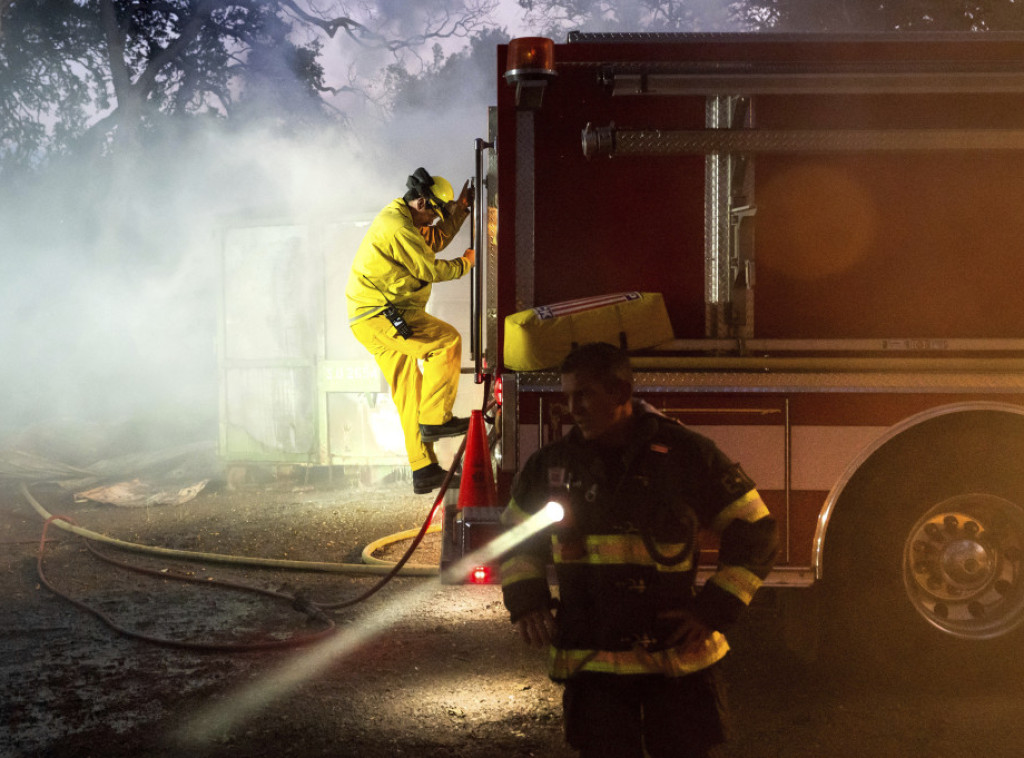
419;416;470;443
412;463;447;494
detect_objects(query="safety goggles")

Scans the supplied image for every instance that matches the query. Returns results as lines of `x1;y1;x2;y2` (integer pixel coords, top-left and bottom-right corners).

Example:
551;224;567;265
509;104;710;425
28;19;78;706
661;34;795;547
423;191;448;219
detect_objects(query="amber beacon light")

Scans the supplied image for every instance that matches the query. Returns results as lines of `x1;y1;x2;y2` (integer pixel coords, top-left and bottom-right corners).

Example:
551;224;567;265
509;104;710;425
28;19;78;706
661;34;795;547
504;37;557;109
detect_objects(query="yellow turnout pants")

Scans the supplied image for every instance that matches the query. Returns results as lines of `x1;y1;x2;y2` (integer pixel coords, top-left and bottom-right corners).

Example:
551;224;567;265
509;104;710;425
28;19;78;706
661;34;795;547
350;309;462;471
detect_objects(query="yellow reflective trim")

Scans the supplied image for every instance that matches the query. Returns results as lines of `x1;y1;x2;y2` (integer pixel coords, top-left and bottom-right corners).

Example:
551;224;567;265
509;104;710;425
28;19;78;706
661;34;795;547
548;632;730;679
711;489;770;533
499;554;546;586
551;534;693;572
709;565;763;606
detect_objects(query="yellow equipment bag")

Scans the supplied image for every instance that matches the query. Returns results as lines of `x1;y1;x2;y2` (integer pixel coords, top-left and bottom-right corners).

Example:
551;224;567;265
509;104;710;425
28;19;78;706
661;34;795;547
503;292;675;371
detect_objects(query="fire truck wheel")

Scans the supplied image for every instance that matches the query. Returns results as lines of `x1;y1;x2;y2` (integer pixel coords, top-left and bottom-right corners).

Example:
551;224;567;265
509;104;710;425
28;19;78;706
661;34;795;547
900;493;1024;641
821;409;1024;684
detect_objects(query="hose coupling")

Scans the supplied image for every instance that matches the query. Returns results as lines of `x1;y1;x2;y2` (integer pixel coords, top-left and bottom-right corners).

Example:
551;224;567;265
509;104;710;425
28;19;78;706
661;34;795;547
291;591;329;624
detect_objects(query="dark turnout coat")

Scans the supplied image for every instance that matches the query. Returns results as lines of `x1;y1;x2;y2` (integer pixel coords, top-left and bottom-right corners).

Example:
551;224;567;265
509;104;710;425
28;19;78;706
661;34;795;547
500;402;778;681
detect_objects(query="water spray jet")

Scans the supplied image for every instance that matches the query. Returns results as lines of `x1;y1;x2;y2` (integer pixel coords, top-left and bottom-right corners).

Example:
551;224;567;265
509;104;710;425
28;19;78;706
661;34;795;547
173;501;563;748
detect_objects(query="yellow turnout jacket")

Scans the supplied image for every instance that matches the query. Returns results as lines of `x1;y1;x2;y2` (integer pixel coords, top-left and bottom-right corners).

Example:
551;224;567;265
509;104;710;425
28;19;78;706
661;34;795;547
346;199;470;324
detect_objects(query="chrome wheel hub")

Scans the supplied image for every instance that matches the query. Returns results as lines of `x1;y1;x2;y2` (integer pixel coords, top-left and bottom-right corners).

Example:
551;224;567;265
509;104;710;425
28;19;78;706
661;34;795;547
903;493;1024;639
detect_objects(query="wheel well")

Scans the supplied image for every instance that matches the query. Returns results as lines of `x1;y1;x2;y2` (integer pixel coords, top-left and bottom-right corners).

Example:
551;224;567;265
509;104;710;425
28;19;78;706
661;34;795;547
813;402;1024;579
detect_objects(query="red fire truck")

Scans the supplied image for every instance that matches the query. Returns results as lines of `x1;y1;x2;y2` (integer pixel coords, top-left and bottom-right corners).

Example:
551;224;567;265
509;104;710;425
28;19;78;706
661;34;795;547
455;32;1024;665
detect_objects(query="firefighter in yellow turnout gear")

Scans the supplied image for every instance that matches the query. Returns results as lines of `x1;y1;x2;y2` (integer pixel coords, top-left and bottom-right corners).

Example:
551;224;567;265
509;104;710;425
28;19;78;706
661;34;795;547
501;342;778;758
346;168;476;494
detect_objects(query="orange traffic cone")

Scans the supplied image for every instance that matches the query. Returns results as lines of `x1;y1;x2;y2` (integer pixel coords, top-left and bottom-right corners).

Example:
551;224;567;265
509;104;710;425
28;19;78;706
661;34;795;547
457;410;496;509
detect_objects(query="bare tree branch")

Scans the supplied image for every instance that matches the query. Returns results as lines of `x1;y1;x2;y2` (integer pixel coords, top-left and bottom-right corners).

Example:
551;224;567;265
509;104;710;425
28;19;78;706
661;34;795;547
280;0;373;39
281;0;496;52
134;4;211;98
2;0;502;171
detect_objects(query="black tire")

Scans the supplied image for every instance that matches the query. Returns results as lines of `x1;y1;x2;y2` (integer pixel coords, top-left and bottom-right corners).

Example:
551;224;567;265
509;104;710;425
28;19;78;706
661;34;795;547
820;410;1024;687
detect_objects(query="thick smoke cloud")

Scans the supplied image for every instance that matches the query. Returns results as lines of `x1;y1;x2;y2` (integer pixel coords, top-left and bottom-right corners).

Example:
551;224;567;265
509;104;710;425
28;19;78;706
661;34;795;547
0;129;405;438
0;108;483;463
0;0;738;456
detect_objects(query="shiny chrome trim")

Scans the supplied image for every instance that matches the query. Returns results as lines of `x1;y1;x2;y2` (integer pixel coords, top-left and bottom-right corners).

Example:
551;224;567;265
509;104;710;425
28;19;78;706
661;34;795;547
610;71;1024;97
582;123;1024;159
519;369;1024;393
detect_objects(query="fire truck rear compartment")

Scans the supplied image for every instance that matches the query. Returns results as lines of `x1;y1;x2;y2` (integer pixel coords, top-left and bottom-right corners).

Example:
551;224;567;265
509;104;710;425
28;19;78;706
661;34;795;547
491;34;1024;663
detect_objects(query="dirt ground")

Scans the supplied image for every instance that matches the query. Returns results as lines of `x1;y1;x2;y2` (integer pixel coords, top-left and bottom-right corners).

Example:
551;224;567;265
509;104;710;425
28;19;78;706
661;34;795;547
1;470;575;758
6;467;1024;758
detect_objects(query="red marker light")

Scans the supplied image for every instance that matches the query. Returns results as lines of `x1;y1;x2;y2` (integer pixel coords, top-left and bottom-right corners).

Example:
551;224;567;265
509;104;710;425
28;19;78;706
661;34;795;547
469;565;492;584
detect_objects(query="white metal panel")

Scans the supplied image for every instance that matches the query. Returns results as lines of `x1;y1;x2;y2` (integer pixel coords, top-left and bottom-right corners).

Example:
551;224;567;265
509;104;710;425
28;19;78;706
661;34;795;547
515;420;889;496
688;424;888;493
688;425;785;490
791;426;888;492
223;225;317;361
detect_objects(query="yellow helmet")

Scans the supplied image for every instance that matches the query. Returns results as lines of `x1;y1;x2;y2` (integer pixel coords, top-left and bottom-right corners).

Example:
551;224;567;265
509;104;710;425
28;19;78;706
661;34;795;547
428;175;455;206
406;168;454;217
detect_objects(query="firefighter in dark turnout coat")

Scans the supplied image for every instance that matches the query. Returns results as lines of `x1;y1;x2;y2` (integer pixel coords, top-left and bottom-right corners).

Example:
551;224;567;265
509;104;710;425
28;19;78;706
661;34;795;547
500;342;778;758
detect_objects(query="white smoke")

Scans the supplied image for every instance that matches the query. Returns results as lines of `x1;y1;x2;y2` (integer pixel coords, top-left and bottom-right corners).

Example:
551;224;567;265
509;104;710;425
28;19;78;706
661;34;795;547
0;0;740;454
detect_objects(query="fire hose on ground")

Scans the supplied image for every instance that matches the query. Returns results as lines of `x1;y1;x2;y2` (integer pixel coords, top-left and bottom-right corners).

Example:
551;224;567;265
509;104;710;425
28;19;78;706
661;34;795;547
19;433;468;652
